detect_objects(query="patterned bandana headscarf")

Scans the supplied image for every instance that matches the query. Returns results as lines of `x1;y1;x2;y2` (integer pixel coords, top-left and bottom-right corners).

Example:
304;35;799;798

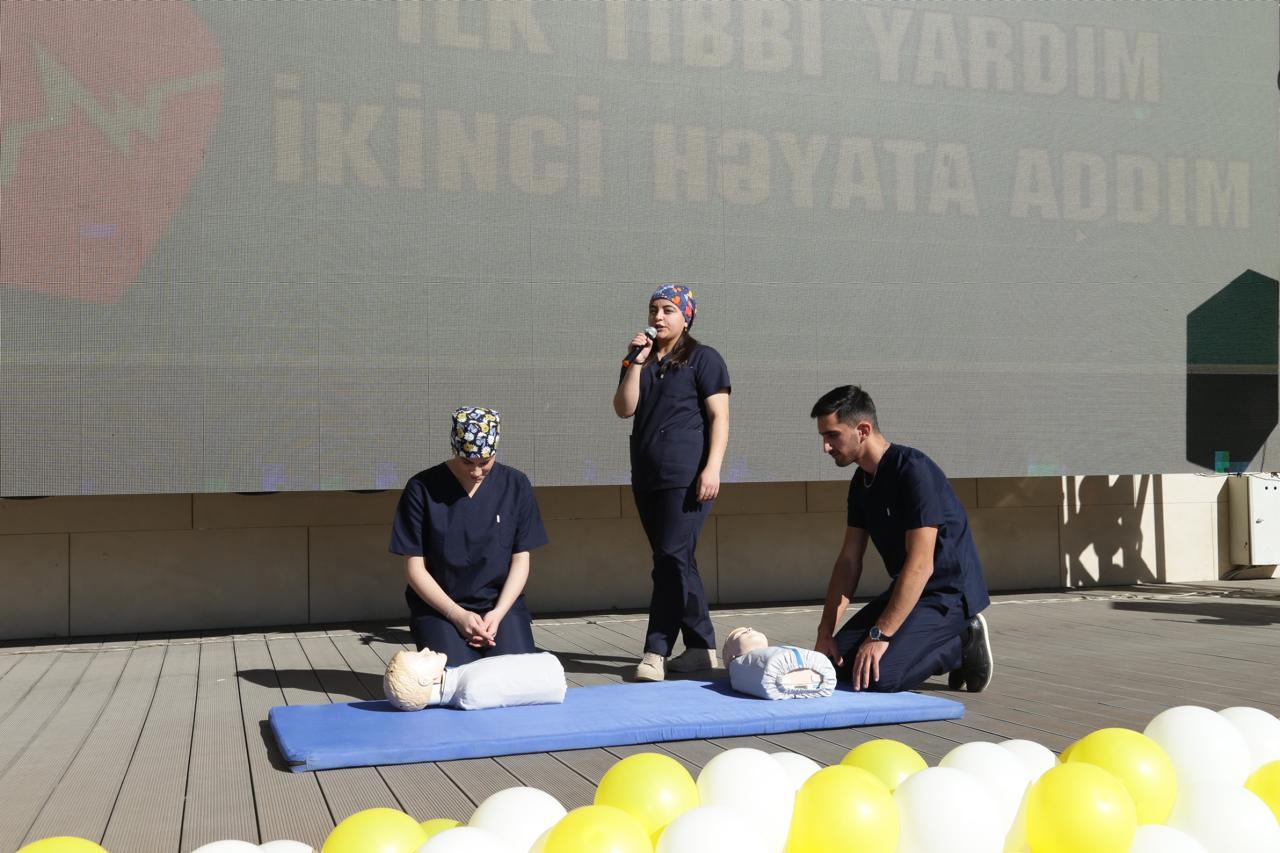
450;406;500;459
650;283;697;329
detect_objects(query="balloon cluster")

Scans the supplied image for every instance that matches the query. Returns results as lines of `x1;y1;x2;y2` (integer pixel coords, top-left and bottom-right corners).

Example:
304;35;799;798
17;704;1280;853
14;841;311;852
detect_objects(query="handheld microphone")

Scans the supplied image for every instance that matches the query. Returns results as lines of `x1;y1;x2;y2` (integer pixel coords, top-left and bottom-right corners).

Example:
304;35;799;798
624;327;657;365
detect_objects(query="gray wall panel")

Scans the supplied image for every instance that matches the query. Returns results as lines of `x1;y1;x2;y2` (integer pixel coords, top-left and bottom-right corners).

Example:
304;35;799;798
1;0;1276;494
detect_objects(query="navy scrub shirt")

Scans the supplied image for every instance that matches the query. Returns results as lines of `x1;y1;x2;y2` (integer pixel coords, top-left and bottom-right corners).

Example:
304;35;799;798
846;444;991;617
628;344;731;491
389;462;549;614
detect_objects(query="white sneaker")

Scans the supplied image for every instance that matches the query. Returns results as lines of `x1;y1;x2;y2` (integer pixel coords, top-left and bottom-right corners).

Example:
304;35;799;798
634;652;666;682
667;647;718;672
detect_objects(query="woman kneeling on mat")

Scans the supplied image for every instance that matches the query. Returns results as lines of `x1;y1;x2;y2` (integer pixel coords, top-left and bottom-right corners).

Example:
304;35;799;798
613;284;731;682
389;406;549;661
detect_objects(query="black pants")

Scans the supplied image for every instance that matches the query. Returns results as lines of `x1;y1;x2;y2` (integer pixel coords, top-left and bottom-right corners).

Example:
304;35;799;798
633;485;716;656
407;594;536;664
833;592;968;692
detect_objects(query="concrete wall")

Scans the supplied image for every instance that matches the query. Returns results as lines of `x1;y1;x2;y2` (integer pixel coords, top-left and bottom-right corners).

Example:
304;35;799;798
0;474;1238;640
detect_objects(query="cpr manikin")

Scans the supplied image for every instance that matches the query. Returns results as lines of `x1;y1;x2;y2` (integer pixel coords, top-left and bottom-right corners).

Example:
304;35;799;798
722;627;837;700
383;648;567;711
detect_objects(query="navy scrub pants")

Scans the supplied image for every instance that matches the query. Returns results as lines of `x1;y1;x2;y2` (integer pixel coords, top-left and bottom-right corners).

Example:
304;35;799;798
832;592;967;692
632;485;716;656
407;593;536;664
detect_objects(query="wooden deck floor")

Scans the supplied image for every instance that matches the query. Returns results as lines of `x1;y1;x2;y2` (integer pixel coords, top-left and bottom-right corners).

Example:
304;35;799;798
2;582;1279;851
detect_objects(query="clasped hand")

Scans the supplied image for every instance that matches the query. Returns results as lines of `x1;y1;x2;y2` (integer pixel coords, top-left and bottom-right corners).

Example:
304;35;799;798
449;606;498;648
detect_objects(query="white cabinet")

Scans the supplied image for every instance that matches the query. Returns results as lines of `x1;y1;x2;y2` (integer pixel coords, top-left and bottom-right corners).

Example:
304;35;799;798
1229;474;1280;565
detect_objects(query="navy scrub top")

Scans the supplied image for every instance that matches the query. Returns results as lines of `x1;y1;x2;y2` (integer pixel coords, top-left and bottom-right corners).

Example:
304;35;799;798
627;344;731;491
847;444;990;617
389;462;548;613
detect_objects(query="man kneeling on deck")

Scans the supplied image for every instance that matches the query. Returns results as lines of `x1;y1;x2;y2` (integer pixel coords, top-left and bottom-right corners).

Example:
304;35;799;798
810;386;994;693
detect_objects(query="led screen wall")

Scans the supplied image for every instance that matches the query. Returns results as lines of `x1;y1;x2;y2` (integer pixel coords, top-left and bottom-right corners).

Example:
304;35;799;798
1;0;1277;494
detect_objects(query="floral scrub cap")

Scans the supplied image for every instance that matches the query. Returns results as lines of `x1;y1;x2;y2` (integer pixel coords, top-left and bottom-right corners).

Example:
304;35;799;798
651;284;697;329
451;406;500;459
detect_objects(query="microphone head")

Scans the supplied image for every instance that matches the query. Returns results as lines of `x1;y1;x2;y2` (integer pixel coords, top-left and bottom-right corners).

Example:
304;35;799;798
644;326;657;339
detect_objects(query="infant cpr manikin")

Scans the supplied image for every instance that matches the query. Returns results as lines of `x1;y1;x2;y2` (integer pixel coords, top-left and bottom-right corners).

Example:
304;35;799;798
383;648;567;711
721;626;837;700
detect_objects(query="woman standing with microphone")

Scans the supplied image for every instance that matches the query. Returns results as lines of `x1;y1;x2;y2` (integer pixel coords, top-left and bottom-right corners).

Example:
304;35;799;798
613;284;731;681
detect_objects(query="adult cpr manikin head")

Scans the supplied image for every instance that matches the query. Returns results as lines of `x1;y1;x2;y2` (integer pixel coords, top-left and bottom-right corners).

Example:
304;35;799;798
722;627;769;663
383;648;447;710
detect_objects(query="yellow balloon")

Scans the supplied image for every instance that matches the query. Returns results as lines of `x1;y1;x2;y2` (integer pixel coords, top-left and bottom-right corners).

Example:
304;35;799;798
1025;763;1136;853
419;818;462;839
1246;760;1280;823
595;752;698;841
17;840;108;853
841;739;928;792
543;805;652;853
785;765;898;853
322;807;428;853
1063;728;1176;824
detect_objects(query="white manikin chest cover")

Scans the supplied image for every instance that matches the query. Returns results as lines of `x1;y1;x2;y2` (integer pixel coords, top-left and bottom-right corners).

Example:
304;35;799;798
437;652;567;710
728;645;837;700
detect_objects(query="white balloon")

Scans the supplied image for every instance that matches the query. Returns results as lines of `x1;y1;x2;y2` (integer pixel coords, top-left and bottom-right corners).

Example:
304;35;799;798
1166;784;1280;853
419;826;516;853
895;767;1003;853
998;739;1058;782
1004;793;1030;853
1144;706;1251;787
258;843;315;853
1129;824;1209;853
769;752;823;790
1219;706;1280;772
656;805;770;853
697;748;794;852
190;843;260;853
468;786;566;851
940;741;1030;832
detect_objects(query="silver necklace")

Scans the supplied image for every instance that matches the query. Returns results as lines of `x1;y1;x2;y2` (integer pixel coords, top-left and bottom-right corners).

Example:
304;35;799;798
862;444;890;487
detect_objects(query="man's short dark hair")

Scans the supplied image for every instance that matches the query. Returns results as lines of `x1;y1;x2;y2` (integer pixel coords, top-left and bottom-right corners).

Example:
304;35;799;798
810;385;880;431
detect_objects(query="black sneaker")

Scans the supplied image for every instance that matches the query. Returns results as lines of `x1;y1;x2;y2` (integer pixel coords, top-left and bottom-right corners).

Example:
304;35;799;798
949;613;993;692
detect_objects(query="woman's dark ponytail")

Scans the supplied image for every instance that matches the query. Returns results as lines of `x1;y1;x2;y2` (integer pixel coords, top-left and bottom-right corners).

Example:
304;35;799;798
658;330;699;377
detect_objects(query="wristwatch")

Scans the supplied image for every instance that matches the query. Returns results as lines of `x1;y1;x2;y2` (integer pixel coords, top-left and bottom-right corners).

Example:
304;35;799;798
868;625;892;643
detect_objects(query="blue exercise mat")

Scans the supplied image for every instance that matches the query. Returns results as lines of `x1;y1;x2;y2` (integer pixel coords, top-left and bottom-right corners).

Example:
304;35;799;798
269;680;964;772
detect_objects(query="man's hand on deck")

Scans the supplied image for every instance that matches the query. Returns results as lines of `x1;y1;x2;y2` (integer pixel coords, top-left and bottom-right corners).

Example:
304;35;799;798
815;633;842;668
852;639;889;691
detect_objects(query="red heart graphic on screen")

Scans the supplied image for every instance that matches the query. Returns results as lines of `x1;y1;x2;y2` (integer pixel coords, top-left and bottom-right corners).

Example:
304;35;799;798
0;0;223;304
